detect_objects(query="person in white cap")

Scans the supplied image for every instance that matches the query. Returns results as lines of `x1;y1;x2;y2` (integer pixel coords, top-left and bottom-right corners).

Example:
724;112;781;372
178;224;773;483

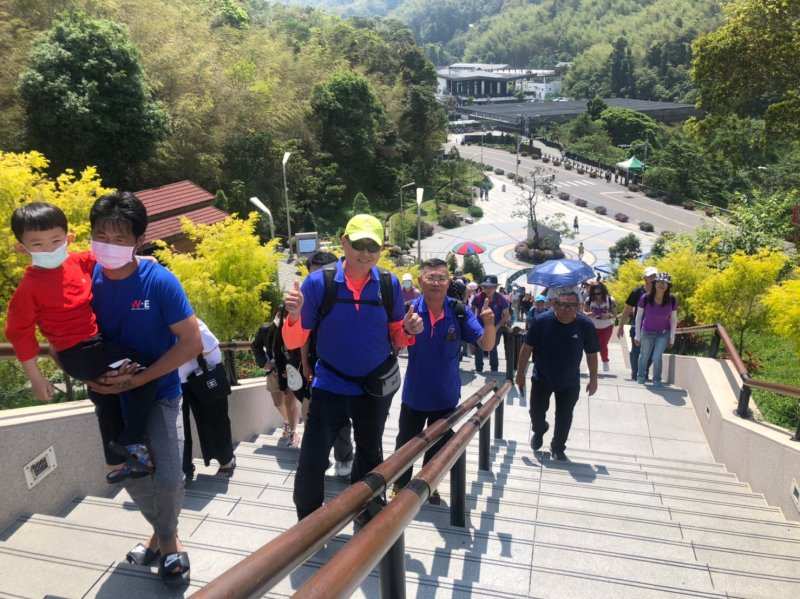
616;266;658;381
401;272;420;303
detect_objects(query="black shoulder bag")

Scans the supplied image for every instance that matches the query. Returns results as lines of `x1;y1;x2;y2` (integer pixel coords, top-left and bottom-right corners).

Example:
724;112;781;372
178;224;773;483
186;352;231;401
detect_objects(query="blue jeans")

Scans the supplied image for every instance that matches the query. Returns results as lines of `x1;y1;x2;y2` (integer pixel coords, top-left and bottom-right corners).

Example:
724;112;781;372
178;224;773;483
637;331;669;384
629;328;651;381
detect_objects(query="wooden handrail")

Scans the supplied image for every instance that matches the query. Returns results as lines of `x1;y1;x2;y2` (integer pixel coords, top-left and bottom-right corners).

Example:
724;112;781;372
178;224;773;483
293;382;512;599
191;382;496;599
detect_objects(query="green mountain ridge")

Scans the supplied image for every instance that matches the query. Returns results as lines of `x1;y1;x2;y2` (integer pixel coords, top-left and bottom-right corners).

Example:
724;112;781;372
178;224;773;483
275;0;723;102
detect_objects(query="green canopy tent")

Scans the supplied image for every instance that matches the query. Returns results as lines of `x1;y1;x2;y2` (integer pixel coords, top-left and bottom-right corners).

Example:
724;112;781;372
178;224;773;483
616;156;645;172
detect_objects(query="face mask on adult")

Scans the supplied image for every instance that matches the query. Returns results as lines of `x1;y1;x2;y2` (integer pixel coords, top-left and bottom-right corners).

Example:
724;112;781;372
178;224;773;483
29;241;68;269
92;240;135;270
402;280;412;290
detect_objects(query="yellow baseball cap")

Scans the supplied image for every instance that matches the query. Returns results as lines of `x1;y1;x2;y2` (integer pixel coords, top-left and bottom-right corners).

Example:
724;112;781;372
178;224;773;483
345;213;383;246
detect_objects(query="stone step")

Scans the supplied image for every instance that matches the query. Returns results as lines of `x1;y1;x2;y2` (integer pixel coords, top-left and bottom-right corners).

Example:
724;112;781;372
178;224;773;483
49;500;800;599
0;538;527;599
240;438;741;489
224;451;772;514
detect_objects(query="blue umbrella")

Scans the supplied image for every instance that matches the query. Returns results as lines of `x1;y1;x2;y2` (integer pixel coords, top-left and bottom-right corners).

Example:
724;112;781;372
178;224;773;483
527;259;596;288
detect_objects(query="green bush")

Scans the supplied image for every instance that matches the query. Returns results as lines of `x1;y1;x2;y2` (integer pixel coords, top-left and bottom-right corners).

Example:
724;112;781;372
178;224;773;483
438;209;461;228
639;221;655;232
494;168;505;175
468;205;483;218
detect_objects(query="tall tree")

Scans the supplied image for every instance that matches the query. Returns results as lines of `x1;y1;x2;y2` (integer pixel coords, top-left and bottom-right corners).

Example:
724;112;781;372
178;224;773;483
692;0;800;137
608;37;636;97
18;11;167;186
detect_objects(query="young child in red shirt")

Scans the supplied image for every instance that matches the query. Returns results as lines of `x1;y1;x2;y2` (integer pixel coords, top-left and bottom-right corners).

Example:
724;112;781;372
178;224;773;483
5;202;155;483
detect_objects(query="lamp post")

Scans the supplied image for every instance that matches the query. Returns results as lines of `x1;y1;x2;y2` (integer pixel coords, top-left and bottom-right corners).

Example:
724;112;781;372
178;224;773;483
282;151;292;255
400;181;415;249
480;126;485;165
248;196;275;239
416;187;424;263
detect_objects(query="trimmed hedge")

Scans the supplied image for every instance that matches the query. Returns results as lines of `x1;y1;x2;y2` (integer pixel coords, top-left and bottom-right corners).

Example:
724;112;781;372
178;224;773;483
614;212;629;223
558;191;570;201
574;198;588;207
468;205;483;218
594;205;607;215
639;221;655;232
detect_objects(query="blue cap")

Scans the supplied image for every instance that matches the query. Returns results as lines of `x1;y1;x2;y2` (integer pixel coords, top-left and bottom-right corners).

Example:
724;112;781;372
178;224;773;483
535;294;547;302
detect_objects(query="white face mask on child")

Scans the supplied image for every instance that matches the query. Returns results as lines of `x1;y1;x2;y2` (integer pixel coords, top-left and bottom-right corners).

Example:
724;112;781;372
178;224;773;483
91;240;135;270
29;241;68;269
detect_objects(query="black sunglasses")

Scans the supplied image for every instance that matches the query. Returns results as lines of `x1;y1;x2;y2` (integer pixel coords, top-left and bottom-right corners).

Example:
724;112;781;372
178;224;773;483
350;238;381;253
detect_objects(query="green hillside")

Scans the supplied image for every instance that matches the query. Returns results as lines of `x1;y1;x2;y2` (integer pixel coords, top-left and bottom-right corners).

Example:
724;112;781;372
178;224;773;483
0;0;446;234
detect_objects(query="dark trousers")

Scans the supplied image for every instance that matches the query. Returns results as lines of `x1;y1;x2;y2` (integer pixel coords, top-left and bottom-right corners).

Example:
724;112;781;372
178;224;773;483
474;335;499;372
333;421;353;463
181;382;235;477
90;394;126;466
529;380;580;453
59;336;157;446
293;387;393;519
394;403;455;488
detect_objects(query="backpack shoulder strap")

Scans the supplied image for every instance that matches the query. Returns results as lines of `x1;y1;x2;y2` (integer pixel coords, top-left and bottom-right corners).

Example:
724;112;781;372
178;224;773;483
378;269;394;320
451;299;469;338
319;266;338;319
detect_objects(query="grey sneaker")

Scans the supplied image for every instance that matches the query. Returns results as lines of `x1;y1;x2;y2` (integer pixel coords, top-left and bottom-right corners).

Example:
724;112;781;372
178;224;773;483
334;459;353;478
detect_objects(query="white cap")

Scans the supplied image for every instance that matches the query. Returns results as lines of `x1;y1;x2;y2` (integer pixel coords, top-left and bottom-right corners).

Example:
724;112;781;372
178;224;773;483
467;281;478;290
402;273;413;281
644;266;658;277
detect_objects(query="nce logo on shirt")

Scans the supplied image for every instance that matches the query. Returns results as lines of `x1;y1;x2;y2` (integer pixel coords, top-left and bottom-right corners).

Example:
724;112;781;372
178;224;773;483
131;299;151;311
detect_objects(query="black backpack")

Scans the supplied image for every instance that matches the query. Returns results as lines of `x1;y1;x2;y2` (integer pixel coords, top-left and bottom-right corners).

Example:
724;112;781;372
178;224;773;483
318;265;395;323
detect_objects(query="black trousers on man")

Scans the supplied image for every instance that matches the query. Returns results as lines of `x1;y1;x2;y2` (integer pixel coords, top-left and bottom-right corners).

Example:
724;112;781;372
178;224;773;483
529;380;580;453
181;382;235;478
293;387;393;520
394;403;455;488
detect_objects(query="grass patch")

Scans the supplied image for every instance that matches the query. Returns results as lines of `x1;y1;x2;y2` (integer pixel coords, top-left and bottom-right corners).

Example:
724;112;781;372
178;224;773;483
745;332;800;430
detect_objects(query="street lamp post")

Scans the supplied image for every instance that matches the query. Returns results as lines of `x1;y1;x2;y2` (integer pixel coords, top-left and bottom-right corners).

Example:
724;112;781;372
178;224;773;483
282;151;292;255
400;181;415;249
248;196;275;239
416;187;424;263
480;127;485;165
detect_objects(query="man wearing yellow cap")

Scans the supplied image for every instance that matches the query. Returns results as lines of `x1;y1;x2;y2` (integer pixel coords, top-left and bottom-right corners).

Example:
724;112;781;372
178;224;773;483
282;214;423;521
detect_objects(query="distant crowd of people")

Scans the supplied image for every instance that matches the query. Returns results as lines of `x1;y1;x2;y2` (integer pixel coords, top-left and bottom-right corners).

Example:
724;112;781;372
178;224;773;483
5;195;678;588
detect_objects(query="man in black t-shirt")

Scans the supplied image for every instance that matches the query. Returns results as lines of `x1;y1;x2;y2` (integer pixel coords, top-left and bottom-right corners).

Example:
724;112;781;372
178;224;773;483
515;289;599;460
616;266;657;381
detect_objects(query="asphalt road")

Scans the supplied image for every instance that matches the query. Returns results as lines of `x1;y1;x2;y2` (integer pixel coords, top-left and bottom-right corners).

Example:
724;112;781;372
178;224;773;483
454;141;709;235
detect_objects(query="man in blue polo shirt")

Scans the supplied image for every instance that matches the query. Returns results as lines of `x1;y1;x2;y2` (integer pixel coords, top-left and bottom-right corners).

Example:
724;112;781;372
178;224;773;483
282;214;423;520
392;258;496;501
515;288;599;461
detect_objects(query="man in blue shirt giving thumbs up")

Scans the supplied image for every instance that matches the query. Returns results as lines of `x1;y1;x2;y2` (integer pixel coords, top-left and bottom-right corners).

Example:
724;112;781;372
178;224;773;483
392;259;497;503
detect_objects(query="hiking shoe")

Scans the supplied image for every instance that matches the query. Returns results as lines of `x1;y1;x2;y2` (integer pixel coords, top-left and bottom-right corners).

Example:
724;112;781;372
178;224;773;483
551;448;568;461
602;361;610;372
531;422;549;451
428;489;442;505
334;460;353;478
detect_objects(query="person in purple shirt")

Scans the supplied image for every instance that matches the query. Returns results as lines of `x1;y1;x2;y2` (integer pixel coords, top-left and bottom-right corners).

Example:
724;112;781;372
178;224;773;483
634;272;677;387
470;275;510;372
401;272;420;302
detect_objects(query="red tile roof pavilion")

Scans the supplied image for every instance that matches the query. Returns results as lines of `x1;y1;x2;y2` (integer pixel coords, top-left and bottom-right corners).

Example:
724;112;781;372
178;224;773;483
133;180;229;245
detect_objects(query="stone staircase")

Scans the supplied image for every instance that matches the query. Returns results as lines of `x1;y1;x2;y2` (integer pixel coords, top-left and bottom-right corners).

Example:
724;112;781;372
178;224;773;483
1;340;799;598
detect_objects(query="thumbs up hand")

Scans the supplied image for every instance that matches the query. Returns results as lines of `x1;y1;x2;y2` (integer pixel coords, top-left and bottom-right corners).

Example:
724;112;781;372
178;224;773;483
479;298;495;325
402;303;424;336
284;280;304;318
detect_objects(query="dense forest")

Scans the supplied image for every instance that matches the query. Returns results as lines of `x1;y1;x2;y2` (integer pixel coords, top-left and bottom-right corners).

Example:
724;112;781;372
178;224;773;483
0;0;447;234
276;0;723;103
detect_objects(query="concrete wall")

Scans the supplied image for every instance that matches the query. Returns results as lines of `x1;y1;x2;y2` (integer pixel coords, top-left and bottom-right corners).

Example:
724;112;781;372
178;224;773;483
0;378;282;533
620;331;800;522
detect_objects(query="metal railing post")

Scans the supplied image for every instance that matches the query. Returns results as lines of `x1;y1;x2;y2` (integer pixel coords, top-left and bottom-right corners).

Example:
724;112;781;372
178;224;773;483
494;394;504;439
64;374;75;402
709;330;721;358
449;451;467;527
379;533;406;599
224;349;238;386
737;385;752;417
504;329;515;380
479;418;491;471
